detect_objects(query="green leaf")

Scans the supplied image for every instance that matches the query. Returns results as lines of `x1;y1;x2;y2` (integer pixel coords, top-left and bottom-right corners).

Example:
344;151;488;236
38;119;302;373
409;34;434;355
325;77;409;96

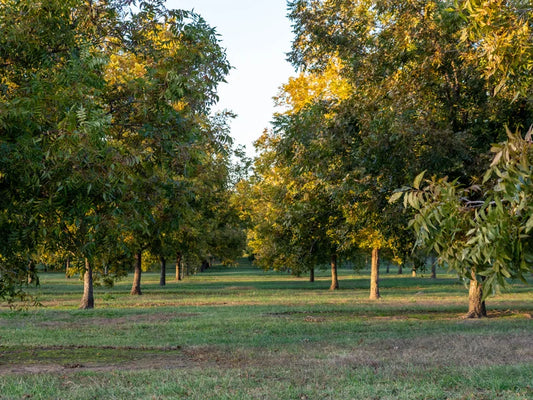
413;171;426;190
388;191;404;204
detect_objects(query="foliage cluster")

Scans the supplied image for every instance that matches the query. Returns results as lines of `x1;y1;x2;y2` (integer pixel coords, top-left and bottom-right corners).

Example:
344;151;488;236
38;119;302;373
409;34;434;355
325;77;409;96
0;0;246;306
239;0;532;312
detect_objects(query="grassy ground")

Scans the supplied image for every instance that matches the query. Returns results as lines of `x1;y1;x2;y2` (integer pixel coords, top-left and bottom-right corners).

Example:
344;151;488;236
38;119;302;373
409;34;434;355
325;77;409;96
0;262;532;399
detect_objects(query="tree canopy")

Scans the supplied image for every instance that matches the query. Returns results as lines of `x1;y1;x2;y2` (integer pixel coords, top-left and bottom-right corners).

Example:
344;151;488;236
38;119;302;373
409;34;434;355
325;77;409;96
241;0;532;305
0;0;243;306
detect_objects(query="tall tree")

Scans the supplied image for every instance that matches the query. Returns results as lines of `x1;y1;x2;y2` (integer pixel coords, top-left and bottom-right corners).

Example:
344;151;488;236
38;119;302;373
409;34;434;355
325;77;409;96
0;0;233;305
0;0;131;307
286;0;532;298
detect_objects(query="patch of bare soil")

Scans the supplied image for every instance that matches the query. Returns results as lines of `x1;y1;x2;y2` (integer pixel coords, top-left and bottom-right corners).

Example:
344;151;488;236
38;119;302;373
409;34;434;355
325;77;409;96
224;286;255;290
0;345;291;376
265;308;532;321
330;333;533;370
264;309;461;320
1;331;532;376
34;312;199;328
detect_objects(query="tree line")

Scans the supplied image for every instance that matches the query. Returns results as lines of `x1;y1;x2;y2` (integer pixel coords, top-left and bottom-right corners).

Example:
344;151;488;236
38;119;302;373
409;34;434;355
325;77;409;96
0;0;246;308
1;0;532;317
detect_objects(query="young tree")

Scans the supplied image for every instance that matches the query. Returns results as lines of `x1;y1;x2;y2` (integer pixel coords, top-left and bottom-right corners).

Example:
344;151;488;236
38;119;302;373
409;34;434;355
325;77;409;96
395;128;533;317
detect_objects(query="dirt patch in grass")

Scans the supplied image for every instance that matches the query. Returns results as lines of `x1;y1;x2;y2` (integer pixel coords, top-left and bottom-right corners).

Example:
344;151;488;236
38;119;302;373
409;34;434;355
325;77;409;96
264;307;533;321
264;309;463;321
1;332;532;376
32;312;199;328
330;333;533;370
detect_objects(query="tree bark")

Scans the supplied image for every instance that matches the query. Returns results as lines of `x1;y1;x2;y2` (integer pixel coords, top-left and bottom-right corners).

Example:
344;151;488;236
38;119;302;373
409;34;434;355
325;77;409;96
79;258;94;309
27;260;38;285
431;261;437;279
65;257;70;279
159;256;166;286
310;267;315;283
330;254;339;290
398;264;403;274
130;251;142;295
369;248;381;299
466;273;487;318
175;252;182;281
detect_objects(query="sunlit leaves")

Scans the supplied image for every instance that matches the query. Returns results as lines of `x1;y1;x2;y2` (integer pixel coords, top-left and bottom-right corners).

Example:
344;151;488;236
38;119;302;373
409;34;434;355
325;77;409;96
275;58;353;115
104;53;147;88
454;0;532;96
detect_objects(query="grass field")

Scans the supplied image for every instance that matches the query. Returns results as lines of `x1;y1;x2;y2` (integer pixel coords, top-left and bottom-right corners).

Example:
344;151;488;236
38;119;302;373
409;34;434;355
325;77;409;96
0;261;532;399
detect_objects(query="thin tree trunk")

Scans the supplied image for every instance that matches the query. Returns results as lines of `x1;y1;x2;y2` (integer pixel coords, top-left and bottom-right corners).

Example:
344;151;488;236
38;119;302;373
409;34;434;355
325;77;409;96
27;260;39;286
398;264;403;274
310;267;315;282
369;248;381;299
65;257;70;279
431;258;437;279
175;252;182;281
386;264;390;273
160;256;166;286
79;258;94;309
130;251;142;295
466;273;487;318
330;254;339;290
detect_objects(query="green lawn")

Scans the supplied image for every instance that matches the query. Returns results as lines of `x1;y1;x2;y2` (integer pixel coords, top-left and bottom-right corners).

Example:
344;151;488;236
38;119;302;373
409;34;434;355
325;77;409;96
0;262;531;399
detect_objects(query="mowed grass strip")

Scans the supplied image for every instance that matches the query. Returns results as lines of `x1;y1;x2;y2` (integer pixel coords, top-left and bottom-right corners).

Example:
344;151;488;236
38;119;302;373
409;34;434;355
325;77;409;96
0;263;531;399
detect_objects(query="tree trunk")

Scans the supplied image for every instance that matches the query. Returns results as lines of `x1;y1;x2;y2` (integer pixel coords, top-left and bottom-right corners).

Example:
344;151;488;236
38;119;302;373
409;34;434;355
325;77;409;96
130;251;142;295
330;254;339;290
386;264;390;274
431;259;437;279
79;258;94;309
310;267;315;283
160;256;166;286
65;257;70;279
175;252;182;281
398;264;403;274
369;248;381;299
466;274;487;318
27;260;39;286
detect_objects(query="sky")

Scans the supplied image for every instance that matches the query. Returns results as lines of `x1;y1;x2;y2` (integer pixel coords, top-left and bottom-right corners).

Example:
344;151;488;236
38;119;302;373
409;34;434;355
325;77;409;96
166;0;295;157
